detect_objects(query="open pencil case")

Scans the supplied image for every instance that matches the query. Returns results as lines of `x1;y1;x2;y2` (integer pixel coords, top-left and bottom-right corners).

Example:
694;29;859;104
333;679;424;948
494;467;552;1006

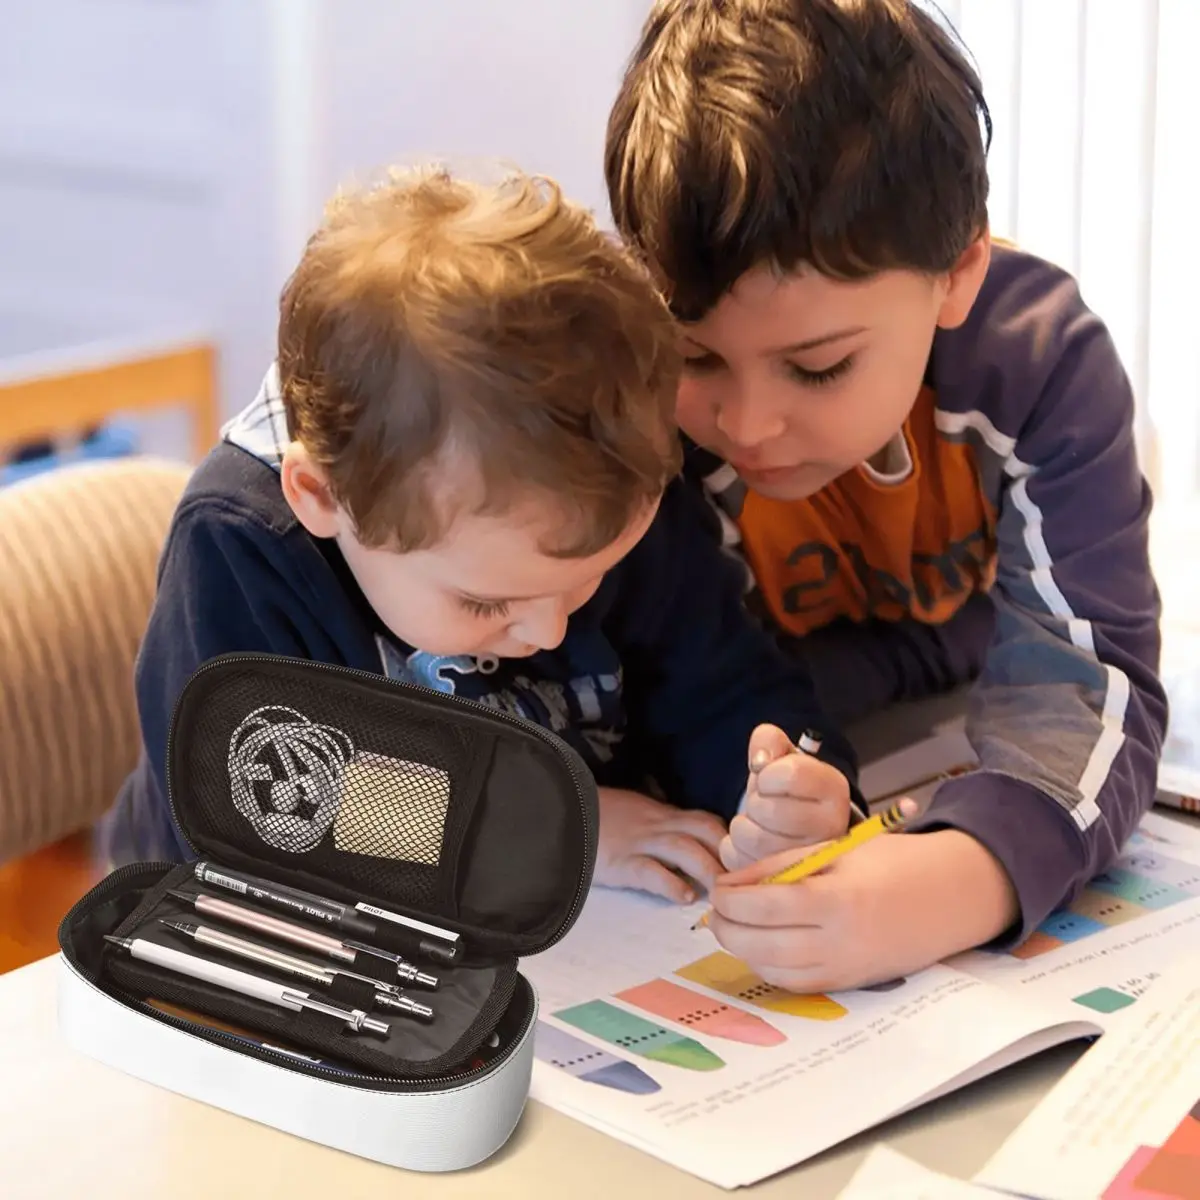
57;652;598;1172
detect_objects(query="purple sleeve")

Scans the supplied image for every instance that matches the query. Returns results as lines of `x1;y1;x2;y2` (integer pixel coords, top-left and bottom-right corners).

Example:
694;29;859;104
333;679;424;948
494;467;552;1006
911;254;1168;945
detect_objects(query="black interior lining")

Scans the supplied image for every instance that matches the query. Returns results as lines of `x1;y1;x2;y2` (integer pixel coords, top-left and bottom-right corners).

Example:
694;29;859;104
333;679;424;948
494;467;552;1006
99;867;515;1076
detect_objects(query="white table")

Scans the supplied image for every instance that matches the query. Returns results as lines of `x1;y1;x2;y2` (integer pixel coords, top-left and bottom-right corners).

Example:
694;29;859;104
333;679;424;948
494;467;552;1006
0;954;1080;1199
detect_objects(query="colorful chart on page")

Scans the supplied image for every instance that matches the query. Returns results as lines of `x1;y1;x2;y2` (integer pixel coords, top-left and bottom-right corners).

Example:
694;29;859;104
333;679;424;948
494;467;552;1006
553;999;725;1071
533;1021;661;1095
1102;1100;1200;1200
614;978;786;1046
1074;986;1140;1015
674;950;848;1020
999;846;1200;961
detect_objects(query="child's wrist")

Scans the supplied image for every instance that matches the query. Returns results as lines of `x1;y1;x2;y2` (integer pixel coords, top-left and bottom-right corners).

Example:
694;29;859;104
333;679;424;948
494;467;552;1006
918;828;1020;949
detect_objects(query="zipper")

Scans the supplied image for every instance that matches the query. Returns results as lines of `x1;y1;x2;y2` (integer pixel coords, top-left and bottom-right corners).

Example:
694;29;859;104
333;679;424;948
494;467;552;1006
164;652;597;953
60;863;537;1092
119;979;534;1092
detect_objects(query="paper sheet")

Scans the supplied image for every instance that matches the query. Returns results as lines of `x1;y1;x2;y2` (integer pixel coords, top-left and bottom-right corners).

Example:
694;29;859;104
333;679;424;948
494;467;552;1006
863;725;1200;1029
524;889;1089;1190
947;813;1200;1029
836;1147;1002;1199
975;959;1200;1200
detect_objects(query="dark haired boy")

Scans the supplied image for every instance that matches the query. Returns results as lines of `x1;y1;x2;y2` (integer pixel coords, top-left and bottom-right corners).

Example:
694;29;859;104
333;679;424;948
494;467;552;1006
606;0;1166;989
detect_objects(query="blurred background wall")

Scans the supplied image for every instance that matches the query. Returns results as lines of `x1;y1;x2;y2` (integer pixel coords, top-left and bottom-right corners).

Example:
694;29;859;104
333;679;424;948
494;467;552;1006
0;1;1195;525
0;0;651;456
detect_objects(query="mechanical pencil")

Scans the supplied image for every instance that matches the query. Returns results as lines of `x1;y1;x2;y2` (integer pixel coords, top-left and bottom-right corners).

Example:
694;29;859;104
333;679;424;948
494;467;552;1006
103;934;391;1035
160;920;435;1023
166;889;439;990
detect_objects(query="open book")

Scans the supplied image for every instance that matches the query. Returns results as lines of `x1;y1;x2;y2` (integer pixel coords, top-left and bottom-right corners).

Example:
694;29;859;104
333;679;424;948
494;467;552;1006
523;732;1200;1190
975;956;1200;1200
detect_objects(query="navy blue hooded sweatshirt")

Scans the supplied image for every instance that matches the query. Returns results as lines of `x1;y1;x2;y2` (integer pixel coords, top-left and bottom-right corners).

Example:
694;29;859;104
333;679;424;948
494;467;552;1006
99;371;857;864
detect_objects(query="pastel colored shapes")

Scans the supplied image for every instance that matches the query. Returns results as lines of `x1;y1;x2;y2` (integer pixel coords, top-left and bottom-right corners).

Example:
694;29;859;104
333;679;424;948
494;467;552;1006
675;951;848;1020
616;978;785;1046
534;1020;661;1095
1067;890;1149;927
554;999;725;1072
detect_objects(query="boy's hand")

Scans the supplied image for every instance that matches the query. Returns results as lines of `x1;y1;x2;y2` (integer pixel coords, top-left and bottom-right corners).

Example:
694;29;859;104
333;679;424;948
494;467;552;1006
596;787;726;904
707;827;1020;992
719;724;853;872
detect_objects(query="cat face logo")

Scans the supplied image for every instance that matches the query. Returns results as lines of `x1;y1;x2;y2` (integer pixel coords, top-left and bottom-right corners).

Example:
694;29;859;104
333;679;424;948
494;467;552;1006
227;705;353;852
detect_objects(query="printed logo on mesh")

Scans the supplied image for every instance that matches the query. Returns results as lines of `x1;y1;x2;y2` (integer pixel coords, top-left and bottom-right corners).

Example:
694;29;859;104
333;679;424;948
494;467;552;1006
228;705;354;852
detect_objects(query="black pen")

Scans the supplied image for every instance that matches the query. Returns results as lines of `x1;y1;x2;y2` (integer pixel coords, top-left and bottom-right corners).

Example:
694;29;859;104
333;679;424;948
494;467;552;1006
194;861;375;936
194;860;462;964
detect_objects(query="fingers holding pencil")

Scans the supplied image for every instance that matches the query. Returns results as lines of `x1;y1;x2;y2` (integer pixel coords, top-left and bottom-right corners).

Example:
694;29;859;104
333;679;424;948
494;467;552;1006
694;798;919;931
721;725;852;873
696;798;998;994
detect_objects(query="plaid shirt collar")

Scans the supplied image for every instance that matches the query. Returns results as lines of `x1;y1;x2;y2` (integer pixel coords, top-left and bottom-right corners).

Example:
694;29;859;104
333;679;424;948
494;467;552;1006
222;362;289;470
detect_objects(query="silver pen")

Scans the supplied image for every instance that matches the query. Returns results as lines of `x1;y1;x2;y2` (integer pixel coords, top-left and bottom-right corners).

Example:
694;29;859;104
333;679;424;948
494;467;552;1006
160;920;436;1023
103;934;391;1036
166;888;439;991
161;918;392;993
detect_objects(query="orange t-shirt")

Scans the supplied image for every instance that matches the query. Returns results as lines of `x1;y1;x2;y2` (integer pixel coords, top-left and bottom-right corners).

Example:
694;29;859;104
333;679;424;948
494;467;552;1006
735;387;997;636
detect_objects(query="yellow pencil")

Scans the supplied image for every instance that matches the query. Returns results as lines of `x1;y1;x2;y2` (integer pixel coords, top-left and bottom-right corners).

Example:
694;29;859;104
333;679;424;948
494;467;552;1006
692;800;914;931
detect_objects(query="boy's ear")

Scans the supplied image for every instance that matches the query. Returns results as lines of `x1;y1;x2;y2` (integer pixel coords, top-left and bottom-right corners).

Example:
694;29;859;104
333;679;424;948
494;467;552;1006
935;229;992;330
280;442;341;538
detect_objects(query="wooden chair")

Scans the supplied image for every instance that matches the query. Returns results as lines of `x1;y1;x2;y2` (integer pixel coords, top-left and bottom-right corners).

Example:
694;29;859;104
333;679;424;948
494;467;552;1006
0;457;192;971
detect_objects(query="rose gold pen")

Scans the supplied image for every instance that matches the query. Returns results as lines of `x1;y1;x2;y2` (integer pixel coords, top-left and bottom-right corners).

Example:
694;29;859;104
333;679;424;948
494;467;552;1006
166;888;440;990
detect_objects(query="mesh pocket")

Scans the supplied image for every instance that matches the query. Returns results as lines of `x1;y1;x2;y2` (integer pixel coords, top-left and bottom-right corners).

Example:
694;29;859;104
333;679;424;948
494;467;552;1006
332;752;451;865
172;660;495;914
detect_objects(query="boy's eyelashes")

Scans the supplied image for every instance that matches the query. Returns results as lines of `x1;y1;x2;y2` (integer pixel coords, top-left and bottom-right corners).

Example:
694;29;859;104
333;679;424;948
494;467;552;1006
680;351;855;388
458;595;511;619
786;355;854;387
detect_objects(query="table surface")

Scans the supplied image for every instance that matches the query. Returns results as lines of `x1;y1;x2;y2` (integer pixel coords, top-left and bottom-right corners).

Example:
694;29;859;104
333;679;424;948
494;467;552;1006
0;954;1081;1199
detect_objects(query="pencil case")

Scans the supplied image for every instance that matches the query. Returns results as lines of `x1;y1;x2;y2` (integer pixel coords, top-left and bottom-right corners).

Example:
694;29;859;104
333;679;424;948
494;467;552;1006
56;651;598;1171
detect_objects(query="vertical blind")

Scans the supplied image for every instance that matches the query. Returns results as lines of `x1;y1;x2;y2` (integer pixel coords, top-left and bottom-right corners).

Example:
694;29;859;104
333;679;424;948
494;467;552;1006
930;0;1199;509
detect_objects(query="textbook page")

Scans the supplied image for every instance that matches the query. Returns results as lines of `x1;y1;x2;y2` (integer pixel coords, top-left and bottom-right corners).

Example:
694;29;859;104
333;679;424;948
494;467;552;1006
836;1146;1002;1199
860;724;1200;1030
947;815;1200;1030
523;889;1094;1190
975;958;1200;1200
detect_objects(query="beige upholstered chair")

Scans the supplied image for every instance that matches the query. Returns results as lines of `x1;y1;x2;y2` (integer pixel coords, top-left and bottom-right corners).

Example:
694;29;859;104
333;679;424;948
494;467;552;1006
0;458;190;863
